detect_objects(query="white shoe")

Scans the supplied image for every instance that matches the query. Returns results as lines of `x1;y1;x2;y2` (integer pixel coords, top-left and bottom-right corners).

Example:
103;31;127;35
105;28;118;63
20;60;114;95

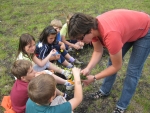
44;70;53;75
67;48;74;52
65;80;74;90
63;70;72;79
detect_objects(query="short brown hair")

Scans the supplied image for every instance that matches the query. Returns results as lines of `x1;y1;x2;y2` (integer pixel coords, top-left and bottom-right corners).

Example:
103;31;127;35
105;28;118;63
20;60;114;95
68;13;98;40
28;74;56;105
11;60;32;80
50;19;62;28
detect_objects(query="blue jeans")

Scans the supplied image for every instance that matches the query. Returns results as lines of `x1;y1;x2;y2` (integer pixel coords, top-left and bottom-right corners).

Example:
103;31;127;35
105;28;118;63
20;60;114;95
100;29;150;110
53;45;68;63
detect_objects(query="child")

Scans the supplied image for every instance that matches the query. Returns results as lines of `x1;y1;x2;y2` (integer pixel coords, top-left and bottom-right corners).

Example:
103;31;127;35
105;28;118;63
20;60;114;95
50;19;65;62
17;33;71;79
26;67;83;113
10;60;73;113
60;13;84;51
35;26;83;69
50;19;62;41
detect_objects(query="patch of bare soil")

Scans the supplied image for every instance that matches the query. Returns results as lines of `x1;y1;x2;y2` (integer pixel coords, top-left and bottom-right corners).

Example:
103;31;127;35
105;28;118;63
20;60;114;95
56;45;115;113
2;43;150;113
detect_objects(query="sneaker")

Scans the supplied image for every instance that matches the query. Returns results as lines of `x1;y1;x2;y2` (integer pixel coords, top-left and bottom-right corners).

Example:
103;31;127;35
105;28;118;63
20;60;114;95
90;90;108;99
67;48;74;52
65;80;74;90
113;107;125;113
63;70;73;80
44;70;53;75
74;59;83;65
64;92;74;101
63;93;67;98
14;76;17;80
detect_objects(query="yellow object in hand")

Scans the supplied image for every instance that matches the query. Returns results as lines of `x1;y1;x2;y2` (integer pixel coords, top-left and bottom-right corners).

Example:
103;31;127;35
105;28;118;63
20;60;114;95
60;49;63;52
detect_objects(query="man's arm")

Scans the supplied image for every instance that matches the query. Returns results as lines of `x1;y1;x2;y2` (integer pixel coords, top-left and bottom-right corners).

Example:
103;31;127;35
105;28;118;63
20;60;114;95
95;49;122;80
81;40;103;76
87;40;103;71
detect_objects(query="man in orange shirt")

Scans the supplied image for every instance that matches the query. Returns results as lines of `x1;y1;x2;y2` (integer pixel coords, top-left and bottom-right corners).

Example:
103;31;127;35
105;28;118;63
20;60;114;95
68;9;150;113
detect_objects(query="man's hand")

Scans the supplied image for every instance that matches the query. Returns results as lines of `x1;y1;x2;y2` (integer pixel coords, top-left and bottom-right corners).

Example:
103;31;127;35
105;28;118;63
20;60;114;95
82;75;94;86
81;67;90;76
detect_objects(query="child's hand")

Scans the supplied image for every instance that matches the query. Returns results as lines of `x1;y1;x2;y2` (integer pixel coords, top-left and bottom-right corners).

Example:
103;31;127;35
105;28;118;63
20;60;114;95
72;67;81;77
49;49;57;55
35;71;46;77
55;54;60;60
78;41;84;46
60;45;65;50
73;44;80;50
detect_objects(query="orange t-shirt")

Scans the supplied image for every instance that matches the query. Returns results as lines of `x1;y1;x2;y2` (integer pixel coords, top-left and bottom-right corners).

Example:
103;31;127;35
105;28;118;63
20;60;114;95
92;9;150;55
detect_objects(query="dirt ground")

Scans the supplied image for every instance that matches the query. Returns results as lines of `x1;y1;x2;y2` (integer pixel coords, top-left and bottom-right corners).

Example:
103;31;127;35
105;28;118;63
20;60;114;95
1;44;150;113
57;45;150;113
56;46;120;113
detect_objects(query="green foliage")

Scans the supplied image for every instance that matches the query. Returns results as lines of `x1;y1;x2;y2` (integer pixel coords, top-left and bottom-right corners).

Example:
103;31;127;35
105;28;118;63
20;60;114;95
80;74;87;80
0;73;14;100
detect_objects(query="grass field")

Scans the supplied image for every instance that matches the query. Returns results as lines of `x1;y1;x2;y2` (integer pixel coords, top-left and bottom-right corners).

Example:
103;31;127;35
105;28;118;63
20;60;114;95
0;0;150;112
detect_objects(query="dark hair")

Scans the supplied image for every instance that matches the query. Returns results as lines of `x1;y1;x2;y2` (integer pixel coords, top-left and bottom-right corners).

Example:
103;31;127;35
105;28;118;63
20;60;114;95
11;60;32;80
68;13;98;39
28;74;56;105
17;33;35;60
39;26;57;44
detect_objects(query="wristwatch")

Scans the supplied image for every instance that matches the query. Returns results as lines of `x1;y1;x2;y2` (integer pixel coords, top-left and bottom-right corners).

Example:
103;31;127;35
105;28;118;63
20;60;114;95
93;76;97;82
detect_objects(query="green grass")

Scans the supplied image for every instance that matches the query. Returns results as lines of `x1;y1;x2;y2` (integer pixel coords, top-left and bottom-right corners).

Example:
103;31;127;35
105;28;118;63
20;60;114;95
0;0;150;112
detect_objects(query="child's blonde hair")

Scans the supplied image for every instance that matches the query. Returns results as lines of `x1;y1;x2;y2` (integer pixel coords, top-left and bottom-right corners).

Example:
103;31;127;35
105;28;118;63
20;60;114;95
50;19;62;28
66;13;73;24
